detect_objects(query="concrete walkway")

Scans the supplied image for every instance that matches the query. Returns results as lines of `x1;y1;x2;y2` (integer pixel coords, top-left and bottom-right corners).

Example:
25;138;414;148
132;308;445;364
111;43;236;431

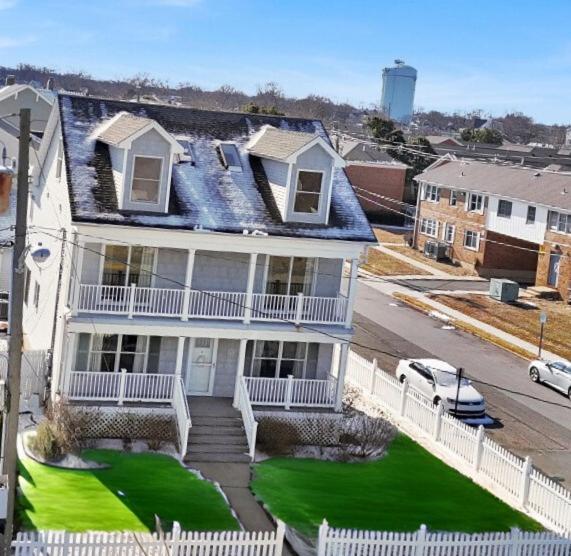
359;266;560;361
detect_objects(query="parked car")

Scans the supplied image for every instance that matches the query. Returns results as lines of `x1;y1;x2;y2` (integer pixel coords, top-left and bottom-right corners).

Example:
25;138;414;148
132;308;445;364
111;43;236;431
529;359;571;399
396;358;486;418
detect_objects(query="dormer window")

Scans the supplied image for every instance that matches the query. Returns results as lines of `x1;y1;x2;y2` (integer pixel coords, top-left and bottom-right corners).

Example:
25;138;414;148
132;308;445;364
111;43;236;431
294;170;323;214
177;139;195;164
220;143;242;171
131;156;162;203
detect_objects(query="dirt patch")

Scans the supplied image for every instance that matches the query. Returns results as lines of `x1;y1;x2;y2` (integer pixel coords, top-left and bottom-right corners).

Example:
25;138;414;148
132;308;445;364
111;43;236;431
388;245;476;276
373;227;410;245
362;248;430;276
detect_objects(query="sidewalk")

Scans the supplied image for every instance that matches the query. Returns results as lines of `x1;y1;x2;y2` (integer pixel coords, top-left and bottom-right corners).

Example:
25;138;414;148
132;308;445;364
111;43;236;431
359;267;559;362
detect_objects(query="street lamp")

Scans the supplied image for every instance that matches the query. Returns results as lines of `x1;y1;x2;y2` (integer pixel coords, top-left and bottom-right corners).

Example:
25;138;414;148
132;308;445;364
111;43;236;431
538;311;548;359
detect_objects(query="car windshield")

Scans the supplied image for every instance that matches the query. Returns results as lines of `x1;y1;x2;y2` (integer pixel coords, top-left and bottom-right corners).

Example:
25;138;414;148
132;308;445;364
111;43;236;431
431;369;469;387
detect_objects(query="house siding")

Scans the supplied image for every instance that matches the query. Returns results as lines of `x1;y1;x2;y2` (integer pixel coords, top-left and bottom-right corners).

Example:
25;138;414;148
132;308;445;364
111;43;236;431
192;250;250;292
212;339;240;397
314;258;343;297
536;231;571;301
155;248;187;289
1;87;52;133
486;197;547;244
261;158;289;218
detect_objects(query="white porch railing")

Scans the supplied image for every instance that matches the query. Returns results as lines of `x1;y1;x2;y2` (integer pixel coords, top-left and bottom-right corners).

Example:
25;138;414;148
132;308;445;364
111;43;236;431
76;283;347;325
244;375;337;409
172;377;191;457
236;376;258;461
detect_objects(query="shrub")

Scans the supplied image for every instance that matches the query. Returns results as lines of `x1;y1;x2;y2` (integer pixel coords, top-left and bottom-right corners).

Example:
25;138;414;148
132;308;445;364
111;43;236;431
257;419;300;455
30;420;61;460
46;400;90;454
340;416;397;458
147;438;163;451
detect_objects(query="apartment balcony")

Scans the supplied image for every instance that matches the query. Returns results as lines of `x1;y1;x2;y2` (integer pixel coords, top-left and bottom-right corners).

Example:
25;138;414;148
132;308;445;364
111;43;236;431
74;283;349;326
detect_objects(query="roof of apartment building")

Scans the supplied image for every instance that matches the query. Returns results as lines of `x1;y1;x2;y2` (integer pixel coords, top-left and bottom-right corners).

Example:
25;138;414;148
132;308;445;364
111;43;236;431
59;94;375;242
339;138;407;167
416;158;571;212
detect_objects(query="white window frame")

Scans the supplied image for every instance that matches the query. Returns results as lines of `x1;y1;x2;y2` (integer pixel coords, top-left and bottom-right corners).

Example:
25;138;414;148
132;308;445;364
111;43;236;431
292;169;324;215
467;193;484;213
33;281;40;310
420;218;438;238
262;256;317;296
443;223;455;244
449;190;458;206
526;205;536;225
464;230;480;251
85;334;152;374
219;142;242;171
129;155;163;205
548;211;571;234
56;140;64;180
99;245;157;288
249;340;309;379
424;184;440;203
497;199;512;219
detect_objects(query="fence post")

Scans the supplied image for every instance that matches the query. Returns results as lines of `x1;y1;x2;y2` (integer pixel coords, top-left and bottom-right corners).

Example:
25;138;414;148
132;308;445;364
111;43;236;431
433;402;444;441
118;368;127;406
473;425;485;472
520;456;532;509
275;520;286;556
414;524;427;556
127;282;136;319
370;358;378;394
285;374;294;410
171;521;181;556
509;527;522;556
317;519;329;556
399;380;409;417
295;292;304;325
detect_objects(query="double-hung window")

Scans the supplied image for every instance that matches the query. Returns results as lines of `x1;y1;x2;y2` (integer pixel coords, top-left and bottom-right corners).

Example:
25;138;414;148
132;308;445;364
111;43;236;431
449;190;458;206
548;211;571;234
250;341;308;378
424;184;440;202
468;193;484;212
131;156;162;203
464;230;480;250
497;199;512;218
102;245;155;288
420;218;438;238
526;206;536;225
443;223;455;244
265;256;315;295
294;170;323;214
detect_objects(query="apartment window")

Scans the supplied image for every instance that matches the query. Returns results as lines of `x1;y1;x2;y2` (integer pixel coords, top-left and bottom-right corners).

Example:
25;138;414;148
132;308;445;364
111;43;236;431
526;206;536;225
424;184;440;202
497;199;512;218
468;193;484;212
265;256;315;295
56;140;63;180
33;281;40;310
102;245;155;287
420;218;438;238
131;156;162;203
250;341;308;378
86;334;148;373
220;143;242;171
449;190;458;206
443;223;455;244
464;230;480;250
548;211;571;234
294;170;323;214
24;267;31;306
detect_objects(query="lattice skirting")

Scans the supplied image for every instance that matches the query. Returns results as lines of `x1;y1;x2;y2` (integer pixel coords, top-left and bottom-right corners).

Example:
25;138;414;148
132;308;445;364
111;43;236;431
77;406;177;442
254;411;359;446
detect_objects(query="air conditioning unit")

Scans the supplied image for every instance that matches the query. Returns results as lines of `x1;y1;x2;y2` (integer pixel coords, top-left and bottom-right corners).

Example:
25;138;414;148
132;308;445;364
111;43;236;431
489;278;519;303
423;241;448;261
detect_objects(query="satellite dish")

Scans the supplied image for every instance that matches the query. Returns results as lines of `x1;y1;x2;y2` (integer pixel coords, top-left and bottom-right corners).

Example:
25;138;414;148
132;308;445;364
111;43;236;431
31;247;51;264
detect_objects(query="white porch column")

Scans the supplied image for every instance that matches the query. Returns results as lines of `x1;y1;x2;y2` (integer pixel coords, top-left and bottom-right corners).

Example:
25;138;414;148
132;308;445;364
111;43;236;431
334;342;349;412
61;333;78;397
174;337;185;376
70;239;85;316
181;249;195;321
243;253;258;324
233;338;248;407
344;259;359;328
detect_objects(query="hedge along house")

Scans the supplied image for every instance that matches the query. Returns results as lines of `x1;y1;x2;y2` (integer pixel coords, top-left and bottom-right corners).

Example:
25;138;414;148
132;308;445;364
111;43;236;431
34;94;375;456
414;157;571;301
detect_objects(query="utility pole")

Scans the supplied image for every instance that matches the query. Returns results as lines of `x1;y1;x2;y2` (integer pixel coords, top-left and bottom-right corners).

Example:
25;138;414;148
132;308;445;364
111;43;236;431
3;108;30;553
538;311;547;359
453;367;464;417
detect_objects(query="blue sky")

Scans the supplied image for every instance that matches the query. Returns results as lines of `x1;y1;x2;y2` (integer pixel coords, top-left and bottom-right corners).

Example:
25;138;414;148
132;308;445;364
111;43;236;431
2;0;571;123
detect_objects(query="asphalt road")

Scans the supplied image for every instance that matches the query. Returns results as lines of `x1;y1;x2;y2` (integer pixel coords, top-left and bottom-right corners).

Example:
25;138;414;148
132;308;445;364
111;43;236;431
352;279;571;485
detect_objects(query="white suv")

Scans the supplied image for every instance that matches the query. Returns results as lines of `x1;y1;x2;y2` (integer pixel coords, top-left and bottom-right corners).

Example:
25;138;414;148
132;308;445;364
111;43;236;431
396;358;486;419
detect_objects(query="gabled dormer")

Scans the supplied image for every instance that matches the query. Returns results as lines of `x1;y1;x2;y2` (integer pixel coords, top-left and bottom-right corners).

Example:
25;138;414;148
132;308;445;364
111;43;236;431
94;112;183;213
247;125;345;225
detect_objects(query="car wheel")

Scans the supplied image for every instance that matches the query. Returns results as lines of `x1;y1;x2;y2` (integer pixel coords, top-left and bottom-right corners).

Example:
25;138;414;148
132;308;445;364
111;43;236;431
529;367;541;383
399;374;407;384
433;396;441;406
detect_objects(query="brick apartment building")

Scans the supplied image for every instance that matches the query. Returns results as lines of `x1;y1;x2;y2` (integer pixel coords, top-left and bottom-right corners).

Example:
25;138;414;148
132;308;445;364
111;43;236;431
339;139;409;224
414;158;571;301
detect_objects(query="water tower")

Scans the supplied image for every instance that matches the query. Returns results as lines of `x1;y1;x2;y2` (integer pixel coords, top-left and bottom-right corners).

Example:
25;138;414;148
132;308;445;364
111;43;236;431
381;60;417;124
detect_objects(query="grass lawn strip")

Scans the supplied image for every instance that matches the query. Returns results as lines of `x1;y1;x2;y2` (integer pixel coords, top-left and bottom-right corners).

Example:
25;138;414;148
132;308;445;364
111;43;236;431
373;228;408;245
431;294;571;360
387;245;476;277
362;248;430;277
251;435;540;536
18;449;240;532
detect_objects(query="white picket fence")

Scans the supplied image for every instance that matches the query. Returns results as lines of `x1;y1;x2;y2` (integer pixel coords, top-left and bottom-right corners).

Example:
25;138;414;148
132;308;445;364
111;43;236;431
0;349;48;399
345;350;571;535
318;520;571;556
12;521;286;556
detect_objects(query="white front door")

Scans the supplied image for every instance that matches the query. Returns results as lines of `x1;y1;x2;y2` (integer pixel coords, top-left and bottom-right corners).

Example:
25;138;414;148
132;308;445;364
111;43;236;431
186;338;217;395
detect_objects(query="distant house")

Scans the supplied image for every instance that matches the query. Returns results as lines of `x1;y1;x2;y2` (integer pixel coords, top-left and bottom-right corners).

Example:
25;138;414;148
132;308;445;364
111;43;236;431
339;139;409;224
425;135;463;147
414;157;571;301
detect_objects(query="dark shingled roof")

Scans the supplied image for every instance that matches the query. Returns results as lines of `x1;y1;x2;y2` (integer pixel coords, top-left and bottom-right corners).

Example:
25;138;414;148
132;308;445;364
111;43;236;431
59;94;375;243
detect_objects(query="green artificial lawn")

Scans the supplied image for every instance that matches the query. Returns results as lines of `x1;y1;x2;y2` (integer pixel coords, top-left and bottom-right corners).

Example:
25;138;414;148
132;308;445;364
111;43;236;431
251;435;541;536
18;449;239;532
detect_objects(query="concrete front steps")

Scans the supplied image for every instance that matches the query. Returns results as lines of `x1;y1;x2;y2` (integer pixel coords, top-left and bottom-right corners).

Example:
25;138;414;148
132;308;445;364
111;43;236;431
184;397;251;464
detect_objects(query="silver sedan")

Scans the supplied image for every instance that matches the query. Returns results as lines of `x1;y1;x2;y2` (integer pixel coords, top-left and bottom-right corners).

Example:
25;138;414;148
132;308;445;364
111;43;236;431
529;359;571;400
